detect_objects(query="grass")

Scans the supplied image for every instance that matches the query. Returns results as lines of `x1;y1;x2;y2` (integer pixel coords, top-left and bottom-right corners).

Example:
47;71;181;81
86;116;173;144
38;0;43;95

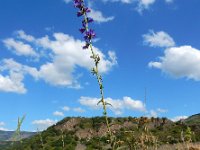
156;143;200;150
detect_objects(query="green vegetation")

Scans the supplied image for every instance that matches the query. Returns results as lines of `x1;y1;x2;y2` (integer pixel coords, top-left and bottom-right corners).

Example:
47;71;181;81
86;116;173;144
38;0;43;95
1;115;200;150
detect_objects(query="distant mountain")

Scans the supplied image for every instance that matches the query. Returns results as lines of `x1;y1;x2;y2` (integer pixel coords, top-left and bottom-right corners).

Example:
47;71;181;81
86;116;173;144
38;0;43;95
0;130;36;141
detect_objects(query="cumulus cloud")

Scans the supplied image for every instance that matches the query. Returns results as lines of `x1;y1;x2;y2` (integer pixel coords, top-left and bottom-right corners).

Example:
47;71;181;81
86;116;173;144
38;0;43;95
102;0;134;4
143;30;175;48
88;8;114;23
0;122;9;131
136;0;156;13
99;0;156;13
1;31;117;93
62;106;70;111
32;119;57;131
0;73;26;94
73;107;85;113
0;122;5;126
79;96;146;115
0;59;26;94
45;27;54;32
65;0;134;4
149;46;200;81
53;111;64;117
157;108;168;113
35;32;117;87
171;116;188;122
65;0;173;14
149;110;158;117
103;0;156;13
0;127;10;131
148;108;168;117
145;30;200;82
0;58;39;93
103;0;171;5
3;38;38;57
64;0;114;23
165;0;174;3
16;30;35;42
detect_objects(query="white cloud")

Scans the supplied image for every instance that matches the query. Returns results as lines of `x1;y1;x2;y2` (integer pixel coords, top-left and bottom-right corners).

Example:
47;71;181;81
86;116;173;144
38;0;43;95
32;119;57;131
148;108;167;117
143;30;175;48
35;32;117;87
149;110;158;117
16;30;35;42
171;116;188;122
73;107;85;113
102;0;134;4
79;97;100;109
3;38;38;57
102;0;172;5
0;73;26;94
0;127;9;131
99;0;156;13
66;0;114;23
53;111;64;117
149;46;200;81
1;31;117;92
65;0;172;14
0;121;11;131
136;0;156;13
64;0;134;5
165;0;173;3
157;108;168;113
0;122;5;126
145;30;200;82
88;8;114;23
45;27;54;32
79;96;146;115
0;58;39;94
62;106;70;111
123;97;146;112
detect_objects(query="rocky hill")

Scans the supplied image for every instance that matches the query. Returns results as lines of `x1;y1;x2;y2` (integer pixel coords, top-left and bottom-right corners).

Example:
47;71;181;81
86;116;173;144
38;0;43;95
184;113;200;125
3;115;200;150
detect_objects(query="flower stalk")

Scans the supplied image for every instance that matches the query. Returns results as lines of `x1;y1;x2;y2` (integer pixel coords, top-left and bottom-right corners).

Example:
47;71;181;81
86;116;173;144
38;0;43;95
73;0;113;144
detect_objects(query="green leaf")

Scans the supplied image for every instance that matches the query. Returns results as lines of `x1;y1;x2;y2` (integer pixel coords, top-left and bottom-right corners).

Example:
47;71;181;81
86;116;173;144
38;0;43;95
97;99;103;105
105;102;112;107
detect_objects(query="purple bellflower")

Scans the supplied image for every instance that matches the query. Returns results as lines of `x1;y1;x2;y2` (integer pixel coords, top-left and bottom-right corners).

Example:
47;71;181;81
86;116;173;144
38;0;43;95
73;0;96;49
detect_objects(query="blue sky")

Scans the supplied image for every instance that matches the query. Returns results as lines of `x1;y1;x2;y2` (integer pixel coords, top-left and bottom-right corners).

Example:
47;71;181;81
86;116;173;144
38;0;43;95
0;0;200;131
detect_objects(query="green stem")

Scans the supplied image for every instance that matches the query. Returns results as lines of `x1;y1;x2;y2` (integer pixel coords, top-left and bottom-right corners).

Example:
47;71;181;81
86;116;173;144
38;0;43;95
83;12;113;143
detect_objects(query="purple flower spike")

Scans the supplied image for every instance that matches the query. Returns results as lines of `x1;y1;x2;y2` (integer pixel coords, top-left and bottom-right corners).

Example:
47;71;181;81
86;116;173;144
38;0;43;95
74;0;96;47
74;0;83;8
77;11;84;17
74;0;83;3
82;22;86;28
82;17;93;25
84;7;91;13
82;20;87;27
74;3;82;8
79;28;86;33
74;0;82;2
84;29;96;41
88;17;93;23
83;42;90;49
